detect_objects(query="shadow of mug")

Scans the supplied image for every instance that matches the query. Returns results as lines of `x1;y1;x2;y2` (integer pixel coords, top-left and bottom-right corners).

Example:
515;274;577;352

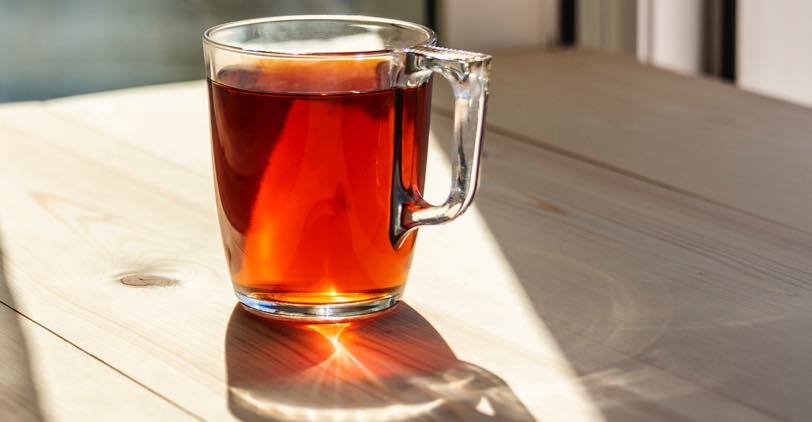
225;302;533;421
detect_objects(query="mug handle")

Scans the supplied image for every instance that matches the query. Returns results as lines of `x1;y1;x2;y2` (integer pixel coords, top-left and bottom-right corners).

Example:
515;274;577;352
391;46;492;247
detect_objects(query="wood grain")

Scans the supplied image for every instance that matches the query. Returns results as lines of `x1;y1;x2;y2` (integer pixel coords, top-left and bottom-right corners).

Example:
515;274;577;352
433;49;812;234
0;264;189;421
462;117;812;421
0;95;599;420
0;63;810;420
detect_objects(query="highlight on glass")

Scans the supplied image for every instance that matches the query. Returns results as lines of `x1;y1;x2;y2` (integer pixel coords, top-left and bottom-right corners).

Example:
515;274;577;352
204;15;491;320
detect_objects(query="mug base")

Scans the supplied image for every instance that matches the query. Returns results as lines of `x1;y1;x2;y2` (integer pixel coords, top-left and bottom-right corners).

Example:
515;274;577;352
235;291;401;322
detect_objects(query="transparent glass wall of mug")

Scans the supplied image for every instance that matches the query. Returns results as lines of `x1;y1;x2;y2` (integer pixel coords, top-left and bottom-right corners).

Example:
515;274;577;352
204;16;490;320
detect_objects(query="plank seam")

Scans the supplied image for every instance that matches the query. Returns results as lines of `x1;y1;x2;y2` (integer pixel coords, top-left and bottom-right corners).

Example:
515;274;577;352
0;299;203;421
432;107;812;238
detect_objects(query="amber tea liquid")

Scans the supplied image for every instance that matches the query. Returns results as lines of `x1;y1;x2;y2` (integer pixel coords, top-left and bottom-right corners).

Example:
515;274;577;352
208;68;431;306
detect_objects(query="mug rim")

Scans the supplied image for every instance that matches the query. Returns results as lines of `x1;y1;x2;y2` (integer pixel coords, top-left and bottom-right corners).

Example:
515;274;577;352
203;15;437;58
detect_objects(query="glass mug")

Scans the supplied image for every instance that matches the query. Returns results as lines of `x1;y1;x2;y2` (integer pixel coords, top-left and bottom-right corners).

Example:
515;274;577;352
203;16;490;320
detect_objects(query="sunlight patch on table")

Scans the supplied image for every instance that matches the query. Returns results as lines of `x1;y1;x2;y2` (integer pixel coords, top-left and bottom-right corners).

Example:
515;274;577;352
407;127;605;421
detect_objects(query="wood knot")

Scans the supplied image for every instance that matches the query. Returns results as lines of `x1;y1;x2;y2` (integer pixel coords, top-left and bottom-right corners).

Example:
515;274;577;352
535;198;566;215
118;274;178;288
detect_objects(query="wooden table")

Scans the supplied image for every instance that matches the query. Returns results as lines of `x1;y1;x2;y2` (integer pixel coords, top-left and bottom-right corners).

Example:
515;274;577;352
1;49;811;421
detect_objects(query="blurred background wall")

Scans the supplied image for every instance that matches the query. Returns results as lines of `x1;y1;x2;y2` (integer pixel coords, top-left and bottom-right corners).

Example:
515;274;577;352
0;0;428;102
737;0;812;108
565;0;812;108
1;0;811;108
